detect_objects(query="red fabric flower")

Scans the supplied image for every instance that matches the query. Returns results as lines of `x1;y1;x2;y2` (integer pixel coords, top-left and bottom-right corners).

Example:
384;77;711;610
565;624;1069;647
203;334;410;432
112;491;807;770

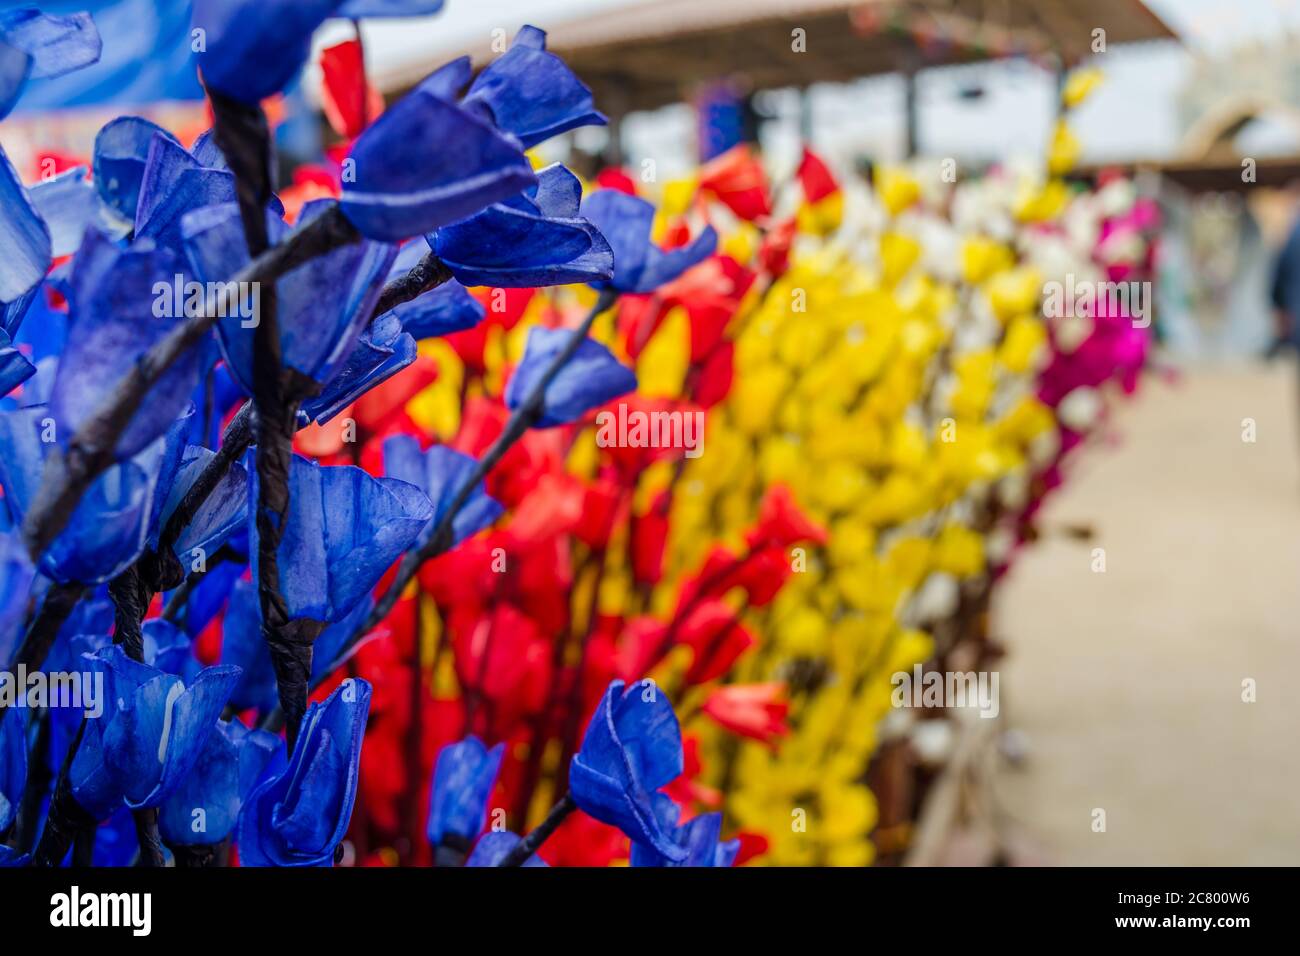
702;682;790;745
797;146;840;204
320;38;385;139
698;144;771;221
678;599;755;685
746;483;828;549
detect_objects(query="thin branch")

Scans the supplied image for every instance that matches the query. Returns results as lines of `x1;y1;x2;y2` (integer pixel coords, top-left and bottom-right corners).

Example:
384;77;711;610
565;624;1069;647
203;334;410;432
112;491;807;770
6;581;86;672
497;794;575;866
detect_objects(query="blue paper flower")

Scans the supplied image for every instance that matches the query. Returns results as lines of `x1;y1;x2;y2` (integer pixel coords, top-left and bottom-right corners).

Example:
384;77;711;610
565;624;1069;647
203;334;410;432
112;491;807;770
581;189;718;294
159;717;284;847
340;57;535;241
134;132;241;252
63;618;201;684
192;0;339;105
0;40;29;121
50;227;202;461
0;705;26;837
0;9;100;119
194;0;446;105
0;145;50;311
430;163;613;289
220;577;372;713
505;326;637;427
385;274;484;341
568;679;687;862
300;312;416;425
183;200;397;397
69;644;241;816
426;736;503;847
237;677;371;866
629;794;739;867
92;117;181;222
28;166;97;258
249;455;432;623
158;443;249;562
462;26;605;149
465;831;548;867
0;404;186;584
382;435;502;548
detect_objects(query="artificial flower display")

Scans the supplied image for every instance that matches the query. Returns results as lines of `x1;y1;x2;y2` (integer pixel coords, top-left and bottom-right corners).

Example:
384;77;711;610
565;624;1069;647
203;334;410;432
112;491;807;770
0;3;1152;875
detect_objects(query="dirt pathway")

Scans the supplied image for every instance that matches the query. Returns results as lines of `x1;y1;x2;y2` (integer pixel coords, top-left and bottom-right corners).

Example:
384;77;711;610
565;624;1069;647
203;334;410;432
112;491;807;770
992;360;1300;865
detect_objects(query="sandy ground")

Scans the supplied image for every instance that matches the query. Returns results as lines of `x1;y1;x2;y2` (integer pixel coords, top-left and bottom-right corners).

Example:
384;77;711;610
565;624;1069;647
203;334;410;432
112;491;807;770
991;359;1300;866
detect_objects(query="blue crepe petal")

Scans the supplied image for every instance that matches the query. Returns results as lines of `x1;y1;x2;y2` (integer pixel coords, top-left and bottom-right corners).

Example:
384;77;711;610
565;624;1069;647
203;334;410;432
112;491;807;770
158;717;283;846
568;679;687;861
301;312;417;425
0;404;172;584
133;132;238;252
382;435;502;547
248;456;432;623
160;443;249;561
341;78;535;241
50;227;202;461
0;145;51;309
92;116;181;221
386;279;483;340
183;202;398;395
0;40;32;121
580;189;718;294
426;736;504;845
0;328;35;398
505;326;637;428
431;166;612;288
28;166;96;258
192;0;338;105
462;25;606;149
237;678;371;866
0;9;101;80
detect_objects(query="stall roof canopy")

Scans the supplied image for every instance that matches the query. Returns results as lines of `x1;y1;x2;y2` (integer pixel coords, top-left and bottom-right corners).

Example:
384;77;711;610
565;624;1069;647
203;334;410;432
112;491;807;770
381;0;1179;113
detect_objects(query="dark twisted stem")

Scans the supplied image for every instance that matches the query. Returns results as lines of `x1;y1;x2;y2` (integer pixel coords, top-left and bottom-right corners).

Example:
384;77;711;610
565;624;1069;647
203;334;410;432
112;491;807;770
11;711;51;853
212;87;318;753
106;566;167;866
433;832;472;868
30;718;94;867
497;794;576;867
159;404;254;558
161;544;241;625
373;252;453;317
170;840;228;867
131;809;166;868
6;581;85;673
